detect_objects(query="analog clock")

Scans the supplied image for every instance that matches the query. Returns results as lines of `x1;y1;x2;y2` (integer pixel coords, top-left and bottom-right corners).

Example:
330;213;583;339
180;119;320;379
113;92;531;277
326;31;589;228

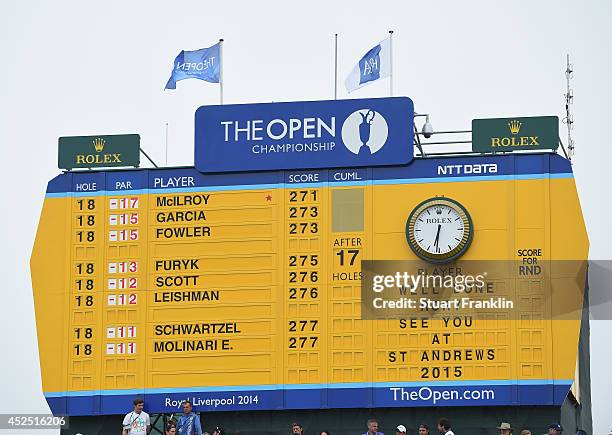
405;197;473;263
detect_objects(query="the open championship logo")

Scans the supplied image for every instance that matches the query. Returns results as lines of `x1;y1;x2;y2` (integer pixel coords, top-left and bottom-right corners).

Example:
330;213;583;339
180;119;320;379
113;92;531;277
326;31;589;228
341;109;389;156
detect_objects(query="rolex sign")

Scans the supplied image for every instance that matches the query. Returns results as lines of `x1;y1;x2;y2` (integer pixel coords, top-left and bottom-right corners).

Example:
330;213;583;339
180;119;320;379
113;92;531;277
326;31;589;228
58;134;140;170
471;116;559;153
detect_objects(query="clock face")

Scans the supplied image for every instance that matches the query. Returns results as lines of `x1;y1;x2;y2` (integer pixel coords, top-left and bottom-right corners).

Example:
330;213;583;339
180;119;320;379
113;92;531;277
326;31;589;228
406;198;473;263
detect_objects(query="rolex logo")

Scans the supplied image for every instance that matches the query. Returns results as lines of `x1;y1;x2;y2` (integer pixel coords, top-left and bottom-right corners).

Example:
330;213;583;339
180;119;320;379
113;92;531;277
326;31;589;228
436;208;442;215
491;119;539;148
93;138;105;152
508;120;522;135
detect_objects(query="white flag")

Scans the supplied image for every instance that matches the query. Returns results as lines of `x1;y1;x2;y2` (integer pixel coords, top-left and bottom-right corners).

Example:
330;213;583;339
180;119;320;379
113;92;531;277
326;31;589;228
345;37;391;93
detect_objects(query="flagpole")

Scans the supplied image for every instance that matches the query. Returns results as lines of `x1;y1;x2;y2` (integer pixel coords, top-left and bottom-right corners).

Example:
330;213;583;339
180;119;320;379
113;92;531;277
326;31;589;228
165;122;169;166
389;30;394;96
334;33;338;100
219;38;224;105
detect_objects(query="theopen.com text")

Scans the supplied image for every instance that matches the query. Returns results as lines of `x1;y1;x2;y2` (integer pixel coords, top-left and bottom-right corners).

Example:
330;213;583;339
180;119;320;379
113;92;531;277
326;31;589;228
390;386;495;405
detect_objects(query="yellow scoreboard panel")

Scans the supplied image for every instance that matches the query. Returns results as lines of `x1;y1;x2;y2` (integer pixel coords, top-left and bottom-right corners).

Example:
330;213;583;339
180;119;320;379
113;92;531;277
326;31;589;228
31;153;588;415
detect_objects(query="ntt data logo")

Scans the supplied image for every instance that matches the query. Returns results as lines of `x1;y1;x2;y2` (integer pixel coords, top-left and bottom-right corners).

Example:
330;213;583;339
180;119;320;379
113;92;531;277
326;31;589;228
341;109;389;156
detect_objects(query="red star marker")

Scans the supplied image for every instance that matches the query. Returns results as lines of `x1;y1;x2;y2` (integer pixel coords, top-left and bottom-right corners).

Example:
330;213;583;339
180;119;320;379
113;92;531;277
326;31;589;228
265;194;272;201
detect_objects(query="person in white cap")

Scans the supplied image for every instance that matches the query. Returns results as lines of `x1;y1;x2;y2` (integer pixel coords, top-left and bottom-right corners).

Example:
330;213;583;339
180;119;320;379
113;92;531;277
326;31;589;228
396;425;407;435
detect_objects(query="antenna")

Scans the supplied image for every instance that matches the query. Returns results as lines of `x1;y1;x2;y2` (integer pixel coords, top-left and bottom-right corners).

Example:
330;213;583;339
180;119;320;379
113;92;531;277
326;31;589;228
563;54;575;159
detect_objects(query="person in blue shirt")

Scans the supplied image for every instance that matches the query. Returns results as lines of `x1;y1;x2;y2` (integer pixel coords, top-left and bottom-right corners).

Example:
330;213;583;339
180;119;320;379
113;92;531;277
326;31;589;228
363;419;384;435
177;400;203;435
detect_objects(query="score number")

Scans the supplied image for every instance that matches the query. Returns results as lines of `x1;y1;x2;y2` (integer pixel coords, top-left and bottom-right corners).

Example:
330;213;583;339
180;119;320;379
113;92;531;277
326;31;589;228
289;206;318;218
73;324;95;356
75;200;97;240
109;197;139;209
336;249;359;266
74;294;94;307
288;191;319;234
76;199;96;211
76;230;95;243
76;215;95;226
74;343;92;356
289;255;318;267
288;320;319;349
288;190;317;202
288;255;320;297
289;222;318;234
421;366;463;379
289;287;318;299
286;189;321;350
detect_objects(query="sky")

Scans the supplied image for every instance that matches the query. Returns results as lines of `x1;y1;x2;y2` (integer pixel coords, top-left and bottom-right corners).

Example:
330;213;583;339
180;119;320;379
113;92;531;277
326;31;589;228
1;0;611;434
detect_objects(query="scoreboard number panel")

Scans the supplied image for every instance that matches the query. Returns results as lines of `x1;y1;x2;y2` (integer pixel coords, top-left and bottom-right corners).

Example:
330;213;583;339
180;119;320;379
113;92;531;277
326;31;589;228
69;193;104;392
329;187;371;384
284;184;327;386
31;154;588;415
147;186;282;391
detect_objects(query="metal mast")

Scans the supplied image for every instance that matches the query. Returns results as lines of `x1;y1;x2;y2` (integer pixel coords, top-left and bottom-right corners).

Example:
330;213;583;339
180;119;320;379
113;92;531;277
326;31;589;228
563;54;575;159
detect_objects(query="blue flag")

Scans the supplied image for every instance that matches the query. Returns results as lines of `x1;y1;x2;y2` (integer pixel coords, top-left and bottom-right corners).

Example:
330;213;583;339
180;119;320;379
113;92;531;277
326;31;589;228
345;37;391;93
165;43;220;90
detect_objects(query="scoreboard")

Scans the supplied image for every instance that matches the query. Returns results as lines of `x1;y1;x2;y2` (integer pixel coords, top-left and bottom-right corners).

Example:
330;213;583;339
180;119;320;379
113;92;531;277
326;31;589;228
31;153;588;416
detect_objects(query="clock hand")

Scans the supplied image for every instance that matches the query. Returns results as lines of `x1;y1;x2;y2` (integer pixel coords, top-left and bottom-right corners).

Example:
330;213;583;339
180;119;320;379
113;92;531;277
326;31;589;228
434;224;441;248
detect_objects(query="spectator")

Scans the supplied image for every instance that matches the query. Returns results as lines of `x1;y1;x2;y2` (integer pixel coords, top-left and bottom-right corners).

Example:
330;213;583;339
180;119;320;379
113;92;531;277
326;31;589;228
177;400;203;435
496;423;512;435
419;424;430;435
122;398;150;435
396;425;407;435
292;422;304;435
520;430;531;435
320;431;331;435
548;424;563;435
213;427;224;435
437;419;454;435
364;419;384;435
165;423;177;435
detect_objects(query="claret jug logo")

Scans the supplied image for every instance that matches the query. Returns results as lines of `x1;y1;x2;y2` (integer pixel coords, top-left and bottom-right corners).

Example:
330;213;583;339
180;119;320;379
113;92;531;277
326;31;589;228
341;108;389;156
491;119;538;148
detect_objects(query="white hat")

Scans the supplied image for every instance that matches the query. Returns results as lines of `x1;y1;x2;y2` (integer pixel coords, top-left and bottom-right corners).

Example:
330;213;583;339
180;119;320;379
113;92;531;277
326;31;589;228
397;426;407;433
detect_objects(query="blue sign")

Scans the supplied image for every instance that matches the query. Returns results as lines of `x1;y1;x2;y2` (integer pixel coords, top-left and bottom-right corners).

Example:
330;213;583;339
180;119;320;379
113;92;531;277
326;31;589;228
194;97;414;173
45;380;569;415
